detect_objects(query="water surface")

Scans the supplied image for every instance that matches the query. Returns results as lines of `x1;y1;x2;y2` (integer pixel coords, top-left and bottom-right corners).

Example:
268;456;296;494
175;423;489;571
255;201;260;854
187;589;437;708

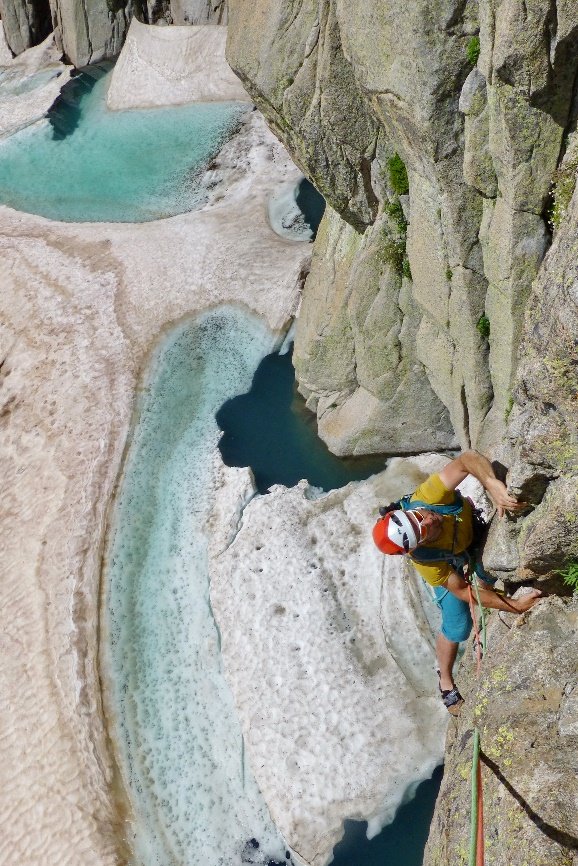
331;768;443;866
217;348;387;492
103;309;290;866
0;66;246;222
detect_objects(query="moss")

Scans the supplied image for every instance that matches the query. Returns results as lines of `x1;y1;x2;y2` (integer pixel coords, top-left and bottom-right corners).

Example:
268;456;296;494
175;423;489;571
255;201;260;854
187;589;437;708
504;395;514;421
546;157;578;230
476;314;490;339
536;435;578;472
446;267;453;281
491;667;508;685
543;354;578;397
387;152;409;196
466;36;480;66
474;694;489;717
486;724;514;759
457;762;470;780
454;844;469;865
381;235;406;275
402;255;412;280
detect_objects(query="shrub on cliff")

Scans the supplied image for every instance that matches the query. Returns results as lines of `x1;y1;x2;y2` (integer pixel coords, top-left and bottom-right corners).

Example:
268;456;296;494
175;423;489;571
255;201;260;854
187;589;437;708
387;153;409;196
466;36;480;66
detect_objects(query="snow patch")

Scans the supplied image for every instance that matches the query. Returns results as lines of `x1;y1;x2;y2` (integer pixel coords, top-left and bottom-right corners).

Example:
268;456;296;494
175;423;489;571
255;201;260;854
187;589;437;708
209;453;455;866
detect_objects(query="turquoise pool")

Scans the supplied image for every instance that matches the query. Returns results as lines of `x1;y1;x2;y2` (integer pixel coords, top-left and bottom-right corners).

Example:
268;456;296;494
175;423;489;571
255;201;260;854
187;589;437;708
0;65;246;222
103;309;290;866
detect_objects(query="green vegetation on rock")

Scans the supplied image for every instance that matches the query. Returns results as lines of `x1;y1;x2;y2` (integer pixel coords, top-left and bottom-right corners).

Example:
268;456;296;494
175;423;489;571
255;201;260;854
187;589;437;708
476;314;490;339
556;562;578;592
385;198;407;235
384;199;410;279
466;36;480;66
546;159;578;230
387;152;409;196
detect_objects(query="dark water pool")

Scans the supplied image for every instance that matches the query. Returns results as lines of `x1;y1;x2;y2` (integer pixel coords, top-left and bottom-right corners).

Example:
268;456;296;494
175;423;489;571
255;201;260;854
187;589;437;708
296;177;325;240
216;348;387;492
331;767;443;866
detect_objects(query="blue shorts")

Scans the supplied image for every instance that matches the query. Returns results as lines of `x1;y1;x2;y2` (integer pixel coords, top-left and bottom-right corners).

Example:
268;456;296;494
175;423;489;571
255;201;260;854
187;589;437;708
433;585;472;643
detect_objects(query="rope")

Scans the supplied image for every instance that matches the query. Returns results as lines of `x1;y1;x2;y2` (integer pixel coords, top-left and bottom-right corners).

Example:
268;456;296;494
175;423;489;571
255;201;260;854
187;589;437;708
469;728;482;866
467;570;487;866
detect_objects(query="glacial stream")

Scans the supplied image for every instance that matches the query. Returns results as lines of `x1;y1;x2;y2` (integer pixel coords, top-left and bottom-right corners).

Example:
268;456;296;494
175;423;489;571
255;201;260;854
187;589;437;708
103;308;441;866
102;309;291;866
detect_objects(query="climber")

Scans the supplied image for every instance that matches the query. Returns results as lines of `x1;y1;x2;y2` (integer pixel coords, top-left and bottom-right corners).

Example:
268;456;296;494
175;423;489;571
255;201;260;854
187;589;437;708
372;450;542;716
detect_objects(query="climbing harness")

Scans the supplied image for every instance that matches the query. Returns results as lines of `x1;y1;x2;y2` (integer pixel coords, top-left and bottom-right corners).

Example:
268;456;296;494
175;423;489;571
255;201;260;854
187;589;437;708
377;490;490;577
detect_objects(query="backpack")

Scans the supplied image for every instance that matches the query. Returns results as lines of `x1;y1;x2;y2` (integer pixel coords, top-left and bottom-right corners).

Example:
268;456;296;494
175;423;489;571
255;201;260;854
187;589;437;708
379;491;489;580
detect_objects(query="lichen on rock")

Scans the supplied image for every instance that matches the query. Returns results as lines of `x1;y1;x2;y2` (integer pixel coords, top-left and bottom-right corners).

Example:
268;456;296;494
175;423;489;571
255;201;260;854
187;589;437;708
423;596;578;866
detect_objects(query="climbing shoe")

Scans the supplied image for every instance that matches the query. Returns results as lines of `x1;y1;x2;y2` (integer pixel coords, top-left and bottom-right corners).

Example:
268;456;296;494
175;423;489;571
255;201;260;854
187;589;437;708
441;687;464;717
436;669;464;716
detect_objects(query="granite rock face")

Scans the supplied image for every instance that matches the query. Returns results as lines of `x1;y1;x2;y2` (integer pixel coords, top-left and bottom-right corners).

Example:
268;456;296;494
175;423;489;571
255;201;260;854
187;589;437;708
227;0;578;460
48;0;131;66
423;596;578;866
0;0;52;55
491;157;578;586
293;206;457;454
227;0;379;233
471;0;578;439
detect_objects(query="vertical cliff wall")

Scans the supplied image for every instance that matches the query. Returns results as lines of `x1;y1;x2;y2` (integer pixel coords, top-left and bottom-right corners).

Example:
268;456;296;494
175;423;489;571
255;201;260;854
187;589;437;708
0;0;52;54
423;595;578;866
226;0;578;464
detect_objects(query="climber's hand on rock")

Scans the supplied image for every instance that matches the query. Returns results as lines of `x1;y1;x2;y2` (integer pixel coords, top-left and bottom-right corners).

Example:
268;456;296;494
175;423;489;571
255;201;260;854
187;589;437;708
512;589;543;613
485;477;527;518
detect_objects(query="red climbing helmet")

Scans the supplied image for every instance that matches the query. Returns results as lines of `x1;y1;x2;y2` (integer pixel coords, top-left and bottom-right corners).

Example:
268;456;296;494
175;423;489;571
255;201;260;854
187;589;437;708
372;510;419;555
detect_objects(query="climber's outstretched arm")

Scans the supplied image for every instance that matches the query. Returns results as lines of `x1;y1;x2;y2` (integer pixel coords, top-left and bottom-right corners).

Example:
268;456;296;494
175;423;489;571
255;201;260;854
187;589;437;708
438;450;526;517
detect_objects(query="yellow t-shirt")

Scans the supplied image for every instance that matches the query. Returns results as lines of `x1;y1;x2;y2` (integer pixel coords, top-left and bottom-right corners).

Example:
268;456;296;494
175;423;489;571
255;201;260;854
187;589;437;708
408;474;473;587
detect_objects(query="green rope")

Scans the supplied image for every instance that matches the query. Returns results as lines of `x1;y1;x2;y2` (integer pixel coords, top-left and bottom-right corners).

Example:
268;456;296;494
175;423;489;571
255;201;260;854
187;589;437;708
469;726;481;866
